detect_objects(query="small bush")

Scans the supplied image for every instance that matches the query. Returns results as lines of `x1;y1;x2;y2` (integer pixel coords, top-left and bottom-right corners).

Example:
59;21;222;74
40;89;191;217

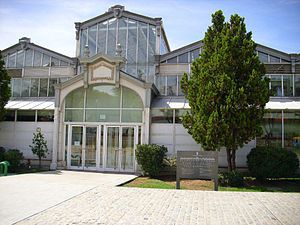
0;146;6;162
136;144;167;177
247;147;299;180
4;149;24;172
219;171;244;187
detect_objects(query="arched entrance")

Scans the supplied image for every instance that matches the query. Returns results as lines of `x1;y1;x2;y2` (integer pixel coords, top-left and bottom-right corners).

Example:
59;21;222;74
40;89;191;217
64;84;143;172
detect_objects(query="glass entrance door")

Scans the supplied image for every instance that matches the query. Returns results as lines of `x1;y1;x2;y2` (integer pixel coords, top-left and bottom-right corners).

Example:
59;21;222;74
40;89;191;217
85;127;97;169
70;126;83;169
105;126;136;172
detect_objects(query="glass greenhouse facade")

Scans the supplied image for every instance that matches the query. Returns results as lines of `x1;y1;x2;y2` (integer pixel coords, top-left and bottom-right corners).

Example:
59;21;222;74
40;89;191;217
1;5;299;171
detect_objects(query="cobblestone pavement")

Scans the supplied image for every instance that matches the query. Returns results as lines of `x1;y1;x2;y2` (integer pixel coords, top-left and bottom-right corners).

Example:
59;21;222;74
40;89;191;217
17;185;300;225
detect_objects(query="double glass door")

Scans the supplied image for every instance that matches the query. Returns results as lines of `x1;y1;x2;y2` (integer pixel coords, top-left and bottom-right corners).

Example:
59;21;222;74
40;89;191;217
68;125;137;172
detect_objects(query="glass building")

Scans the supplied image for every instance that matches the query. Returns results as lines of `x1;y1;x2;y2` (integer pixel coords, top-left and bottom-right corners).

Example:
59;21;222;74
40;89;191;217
1;5;299;171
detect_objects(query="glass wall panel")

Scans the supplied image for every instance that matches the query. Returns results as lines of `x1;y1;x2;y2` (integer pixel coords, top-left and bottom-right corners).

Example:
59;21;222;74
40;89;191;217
167;76;177;95
270;55;280;63
42;54;50;66
257;111;282;147
65;87;84;108
295;75;300;96
51;57;59;66
148;25;156;64
33;51;42;67
190;49;200;62
85;109;120;122
60;61;69;66
167;57;177;63
122;110;142;122
178;53;188;63
3;56;7;67
270;75;282;96
88;25;97;56
127;19;137;72
122;87;143;108
118;17;127;58
48;78;57;97
178;75;184;96
107;18;117;56
282;75;293;96
16;50;24;67
65;109;84;122
137;22;147;65
30;78;39;97
85;127;97;167
25;49;33;66
160;36;168;54
158;76;166;95
284;111;300;149
17;110;35;121
8;52;16;67
97;21;107;54
71;126;83;167
121;127;134;170
258;51;268;63
80;28;87;57
21;78;31;97
4;110;15;121
106;127;119;169
13;78;22;97
86;85;120;108
151;109;173;123
99;126;103;166
39;78;48;97
37;110;54;121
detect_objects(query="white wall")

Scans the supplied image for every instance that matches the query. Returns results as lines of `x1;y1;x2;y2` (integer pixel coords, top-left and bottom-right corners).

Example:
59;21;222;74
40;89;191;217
0;122;53;160
150;123;256;167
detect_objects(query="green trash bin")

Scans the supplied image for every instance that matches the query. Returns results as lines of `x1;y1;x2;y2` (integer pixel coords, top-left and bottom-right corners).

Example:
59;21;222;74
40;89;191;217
0;161;10;176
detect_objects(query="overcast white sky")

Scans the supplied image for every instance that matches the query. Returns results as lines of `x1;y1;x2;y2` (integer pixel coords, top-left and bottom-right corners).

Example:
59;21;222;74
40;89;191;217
0;0;299;57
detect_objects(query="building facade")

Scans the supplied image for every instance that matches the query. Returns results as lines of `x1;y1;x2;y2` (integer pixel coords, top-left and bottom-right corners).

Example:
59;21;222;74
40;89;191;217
1;5;299;172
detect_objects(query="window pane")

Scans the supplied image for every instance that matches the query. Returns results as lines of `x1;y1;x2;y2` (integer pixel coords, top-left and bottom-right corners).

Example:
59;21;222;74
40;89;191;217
21;78;31;97
65;87;84;108
33;51;42;67
37;110;54;122
107;18;117;56
51;57;59;66
16;50;24;68
25;49;33;66
13;79;22;97
167;57;177;63
151;109;173;123
85;109;120;122
122;87;143;108
167;76;177;95
30;78;39;97
8;52;16;67
138;22;147;65
127;19;137;66
118;17;127;58
42;54;50;66
60;61;68;66
80;29;88;57
88;25;97;56
158;76;166;95
48;78;57;97
4;110;15;121
97;21;107;54
270;55;280;63
177;75;184;96
39;78;48;97
178;53;188;63
282;75;293;97
258;51;268;63
65;109;84;122
148;25;156;64
122;109;142;122
190;49;200;62
86;85;120;108
270;75;282;97
295;75;300;96
17;110;36;122
284;111;300;149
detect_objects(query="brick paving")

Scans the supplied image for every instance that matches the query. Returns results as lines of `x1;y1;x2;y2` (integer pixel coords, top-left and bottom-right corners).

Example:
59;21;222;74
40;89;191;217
17;185;300;225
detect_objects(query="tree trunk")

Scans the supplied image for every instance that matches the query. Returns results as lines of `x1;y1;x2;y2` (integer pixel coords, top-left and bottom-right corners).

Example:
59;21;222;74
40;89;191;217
226;149;232;172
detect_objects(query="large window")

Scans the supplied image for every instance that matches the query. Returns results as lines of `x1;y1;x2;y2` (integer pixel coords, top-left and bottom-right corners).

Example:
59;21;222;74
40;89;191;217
158;75;185;96
269;74;296;97
65;85;143;123
151;109;189;124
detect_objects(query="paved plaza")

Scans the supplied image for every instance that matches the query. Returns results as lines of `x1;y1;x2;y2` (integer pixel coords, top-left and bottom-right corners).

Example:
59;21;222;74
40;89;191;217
0;171;299;225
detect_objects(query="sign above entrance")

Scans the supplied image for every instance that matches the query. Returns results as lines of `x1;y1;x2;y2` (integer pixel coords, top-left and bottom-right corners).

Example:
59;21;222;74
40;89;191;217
91;62;114;81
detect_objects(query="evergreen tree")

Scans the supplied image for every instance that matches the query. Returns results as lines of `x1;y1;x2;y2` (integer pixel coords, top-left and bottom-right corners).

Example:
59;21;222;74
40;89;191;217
30;128;49;168
0;51;11;121
181;10;270;171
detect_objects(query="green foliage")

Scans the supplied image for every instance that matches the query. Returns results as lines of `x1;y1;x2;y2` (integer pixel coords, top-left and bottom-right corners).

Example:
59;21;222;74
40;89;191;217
247;147;299;180
136;144;168;177
0;51;11;121
181;10;270;171
219;171;244;187
4;149;24;173
30;128;48;168
0;146;5;162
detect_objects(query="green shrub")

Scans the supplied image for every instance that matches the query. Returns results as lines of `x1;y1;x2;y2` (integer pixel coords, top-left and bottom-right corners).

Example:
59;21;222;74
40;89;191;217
136;144;167;177
219;171;244;187
4;149;24;172
247;147;299;180
0;146;5;162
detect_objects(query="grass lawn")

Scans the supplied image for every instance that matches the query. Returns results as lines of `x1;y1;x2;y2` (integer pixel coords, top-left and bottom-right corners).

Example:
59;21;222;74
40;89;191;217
123;175;300;192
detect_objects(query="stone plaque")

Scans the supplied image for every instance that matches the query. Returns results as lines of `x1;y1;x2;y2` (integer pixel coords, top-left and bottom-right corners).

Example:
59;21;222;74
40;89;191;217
176;151;218;191
92;66;113;80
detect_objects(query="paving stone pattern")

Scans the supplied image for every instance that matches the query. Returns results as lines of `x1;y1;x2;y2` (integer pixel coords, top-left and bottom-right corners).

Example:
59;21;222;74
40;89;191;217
18;187;300;225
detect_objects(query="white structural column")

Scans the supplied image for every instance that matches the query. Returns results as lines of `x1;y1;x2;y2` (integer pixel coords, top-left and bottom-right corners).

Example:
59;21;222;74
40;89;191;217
144;108;150;144
50;107;60;170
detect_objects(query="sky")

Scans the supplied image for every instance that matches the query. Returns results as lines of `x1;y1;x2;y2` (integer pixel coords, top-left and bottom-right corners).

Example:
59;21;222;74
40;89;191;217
0;0;299;57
